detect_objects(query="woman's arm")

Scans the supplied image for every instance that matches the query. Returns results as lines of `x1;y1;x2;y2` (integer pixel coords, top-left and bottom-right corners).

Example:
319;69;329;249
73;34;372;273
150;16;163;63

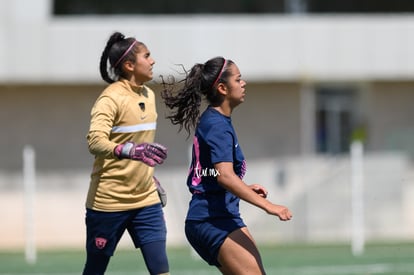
87;130;117;158
87;96;118;158
214;162;292;221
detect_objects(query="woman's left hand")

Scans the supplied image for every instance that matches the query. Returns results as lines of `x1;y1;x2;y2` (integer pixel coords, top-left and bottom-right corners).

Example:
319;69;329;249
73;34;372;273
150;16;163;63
249;184;268;199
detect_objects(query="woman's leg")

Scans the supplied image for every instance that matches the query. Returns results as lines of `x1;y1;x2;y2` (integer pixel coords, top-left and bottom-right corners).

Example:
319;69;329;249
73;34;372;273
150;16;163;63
217;227;265;275
128;204;169;275
140;240;170;275
82;252;111;275
82;209;131;275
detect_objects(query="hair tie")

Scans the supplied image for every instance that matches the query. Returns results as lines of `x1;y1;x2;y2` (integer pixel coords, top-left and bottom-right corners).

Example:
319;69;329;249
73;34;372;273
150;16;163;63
212;59;227;87
113;40;138;68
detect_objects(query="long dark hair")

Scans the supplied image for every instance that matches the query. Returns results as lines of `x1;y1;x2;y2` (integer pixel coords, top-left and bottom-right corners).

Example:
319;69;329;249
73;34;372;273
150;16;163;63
99;31;144;83
161;56;233;136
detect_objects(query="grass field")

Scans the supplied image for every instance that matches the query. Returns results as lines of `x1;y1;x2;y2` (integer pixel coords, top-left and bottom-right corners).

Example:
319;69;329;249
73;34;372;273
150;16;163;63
1;242;413;275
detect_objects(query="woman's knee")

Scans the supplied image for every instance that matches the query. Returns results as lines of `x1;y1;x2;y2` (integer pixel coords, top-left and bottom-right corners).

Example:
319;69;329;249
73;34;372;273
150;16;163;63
82;252;111;275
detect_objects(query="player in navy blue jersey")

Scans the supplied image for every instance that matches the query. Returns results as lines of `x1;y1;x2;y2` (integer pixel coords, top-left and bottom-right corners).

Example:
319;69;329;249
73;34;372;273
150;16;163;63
161;56;293;274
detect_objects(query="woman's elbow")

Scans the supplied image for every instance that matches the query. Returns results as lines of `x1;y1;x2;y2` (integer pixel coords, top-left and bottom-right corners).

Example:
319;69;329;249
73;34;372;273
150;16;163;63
87;132;109;156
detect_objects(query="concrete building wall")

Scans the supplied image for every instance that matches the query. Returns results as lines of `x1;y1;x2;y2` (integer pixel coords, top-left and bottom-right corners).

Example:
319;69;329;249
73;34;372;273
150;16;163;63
0;82;303;171
2;81;414;172
368;82;414;156
0;84;100;171
232;82;302;158
2;0;414;83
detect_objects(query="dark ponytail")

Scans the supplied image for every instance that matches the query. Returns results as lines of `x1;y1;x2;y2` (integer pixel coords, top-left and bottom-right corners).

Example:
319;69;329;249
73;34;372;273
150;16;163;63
99;31;143;84
161;56;233;136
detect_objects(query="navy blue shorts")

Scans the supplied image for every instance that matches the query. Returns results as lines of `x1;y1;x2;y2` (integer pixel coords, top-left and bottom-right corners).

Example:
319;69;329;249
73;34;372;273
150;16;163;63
85;203;166;257
185;218;245;267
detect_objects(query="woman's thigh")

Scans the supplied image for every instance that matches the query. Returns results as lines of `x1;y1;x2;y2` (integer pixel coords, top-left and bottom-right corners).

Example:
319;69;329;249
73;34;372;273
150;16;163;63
217;227;265;275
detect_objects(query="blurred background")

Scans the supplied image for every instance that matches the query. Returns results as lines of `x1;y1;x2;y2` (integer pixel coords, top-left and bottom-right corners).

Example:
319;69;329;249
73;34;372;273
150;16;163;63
1;0;414;251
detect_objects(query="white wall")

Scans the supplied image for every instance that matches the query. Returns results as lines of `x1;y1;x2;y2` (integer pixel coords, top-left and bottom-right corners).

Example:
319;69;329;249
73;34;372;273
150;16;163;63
1;0;414;83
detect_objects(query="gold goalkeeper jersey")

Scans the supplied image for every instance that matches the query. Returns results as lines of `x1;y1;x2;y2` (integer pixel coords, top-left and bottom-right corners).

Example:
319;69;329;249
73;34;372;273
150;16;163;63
86;78;160;211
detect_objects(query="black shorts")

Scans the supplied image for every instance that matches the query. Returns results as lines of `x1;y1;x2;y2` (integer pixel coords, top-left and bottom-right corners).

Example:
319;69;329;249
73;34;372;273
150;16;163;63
185;217;245;267
85;203;166;256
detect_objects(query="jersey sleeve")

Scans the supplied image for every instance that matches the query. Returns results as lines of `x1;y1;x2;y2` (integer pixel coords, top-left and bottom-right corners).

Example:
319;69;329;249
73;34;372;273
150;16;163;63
87;96;118;158
206;123;234;164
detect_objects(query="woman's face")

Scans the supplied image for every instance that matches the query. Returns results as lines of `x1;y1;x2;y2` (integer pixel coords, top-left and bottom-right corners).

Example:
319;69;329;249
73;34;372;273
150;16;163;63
225;63;247;108
132;45;155;84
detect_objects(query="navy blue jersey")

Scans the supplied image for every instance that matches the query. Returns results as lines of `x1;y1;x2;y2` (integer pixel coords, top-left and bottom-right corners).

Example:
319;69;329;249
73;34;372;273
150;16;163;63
186;107;247;221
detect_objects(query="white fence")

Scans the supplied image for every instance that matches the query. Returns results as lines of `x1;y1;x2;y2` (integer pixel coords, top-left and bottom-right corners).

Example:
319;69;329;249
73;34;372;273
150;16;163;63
1;147;414;251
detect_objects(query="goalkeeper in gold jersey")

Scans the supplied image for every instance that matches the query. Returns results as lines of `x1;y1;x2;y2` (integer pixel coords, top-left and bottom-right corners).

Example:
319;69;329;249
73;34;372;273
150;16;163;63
82;31;169;275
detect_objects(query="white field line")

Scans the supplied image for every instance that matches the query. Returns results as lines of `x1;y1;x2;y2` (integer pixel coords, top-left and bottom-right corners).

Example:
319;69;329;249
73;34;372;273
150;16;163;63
267;263;414;275
2;263;414;275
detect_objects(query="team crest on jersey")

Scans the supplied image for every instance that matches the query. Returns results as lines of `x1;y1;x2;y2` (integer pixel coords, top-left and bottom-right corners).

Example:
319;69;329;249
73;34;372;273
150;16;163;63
95;237;107;249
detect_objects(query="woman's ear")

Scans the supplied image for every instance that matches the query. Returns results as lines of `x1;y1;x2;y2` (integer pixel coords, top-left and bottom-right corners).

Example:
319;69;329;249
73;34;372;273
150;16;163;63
123;61;135;73
216;83;228;96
